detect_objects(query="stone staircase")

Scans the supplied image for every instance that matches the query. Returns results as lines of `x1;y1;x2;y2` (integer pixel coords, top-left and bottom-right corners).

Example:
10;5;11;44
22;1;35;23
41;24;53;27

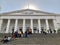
0;33;60;45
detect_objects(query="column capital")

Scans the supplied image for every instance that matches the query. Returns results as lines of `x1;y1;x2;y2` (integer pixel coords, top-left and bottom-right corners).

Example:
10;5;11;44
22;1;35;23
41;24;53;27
31;19;33;20
53;19;56;21
0;19;3;20
15;19;18;20
23;19;26;20
23;18;26;20
45;19;48;20
8;19;10;20
8;18;11;19
38;19;40;20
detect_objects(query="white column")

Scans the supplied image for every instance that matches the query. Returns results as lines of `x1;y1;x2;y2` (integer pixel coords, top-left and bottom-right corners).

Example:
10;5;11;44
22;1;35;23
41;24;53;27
53;19;57;33
5;19;10;33
38;19;41;33
23;19;25;33
46;19;49;31
14;19;18;32
0;19;3;33
30;19;33;33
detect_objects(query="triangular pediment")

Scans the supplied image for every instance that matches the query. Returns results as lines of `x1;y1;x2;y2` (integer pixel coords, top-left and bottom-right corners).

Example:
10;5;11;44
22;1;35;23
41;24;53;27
0;9;56;15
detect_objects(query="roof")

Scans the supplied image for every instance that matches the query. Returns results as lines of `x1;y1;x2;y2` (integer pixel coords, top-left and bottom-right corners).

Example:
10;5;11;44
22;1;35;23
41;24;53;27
0;9;60;16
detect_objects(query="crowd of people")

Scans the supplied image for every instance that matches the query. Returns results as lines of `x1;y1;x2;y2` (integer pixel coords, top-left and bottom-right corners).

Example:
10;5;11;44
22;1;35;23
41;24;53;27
0;28;32;43
41;28;56;35
0;36;12;43
0;28;56;43
12;28;32;38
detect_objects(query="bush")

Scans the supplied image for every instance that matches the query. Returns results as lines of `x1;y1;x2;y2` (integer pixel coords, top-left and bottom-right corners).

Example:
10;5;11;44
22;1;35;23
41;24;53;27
57;29;60;33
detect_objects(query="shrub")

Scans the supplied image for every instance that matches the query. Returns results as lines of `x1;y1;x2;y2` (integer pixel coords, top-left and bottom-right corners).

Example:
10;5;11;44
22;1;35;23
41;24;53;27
57;29;60;33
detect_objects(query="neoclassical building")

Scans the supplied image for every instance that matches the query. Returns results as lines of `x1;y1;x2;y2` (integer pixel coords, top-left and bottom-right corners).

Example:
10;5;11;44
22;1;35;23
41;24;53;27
0;9;60;33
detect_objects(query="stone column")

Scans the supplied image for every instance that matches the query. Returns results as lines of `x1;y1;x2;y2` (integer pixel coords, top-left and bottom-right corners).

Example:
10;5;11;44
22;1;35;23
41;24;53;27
14;19;18;32
53;19;57;33
23;19;25;33
46;19;49;31
30;19;33;33
38;19;41;33
0;19;3;33
5;19;10;33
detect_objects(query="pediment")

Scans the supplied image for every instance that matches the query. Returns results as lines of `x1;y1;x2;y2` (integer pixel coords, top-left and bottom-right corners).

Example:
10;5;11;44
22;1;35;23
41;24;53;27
1;9;56;15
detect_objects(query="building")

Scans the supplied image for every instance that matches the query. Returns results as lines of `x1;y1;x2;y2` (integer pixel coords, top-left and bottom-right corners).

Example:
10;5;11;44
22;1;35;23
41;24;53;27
0;9;60;33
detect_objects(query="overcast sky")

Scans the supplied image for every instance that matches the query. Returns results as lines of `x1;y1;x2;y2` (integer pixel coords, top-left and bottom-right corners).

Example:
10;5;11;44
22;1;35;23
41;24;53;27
0;0;60;14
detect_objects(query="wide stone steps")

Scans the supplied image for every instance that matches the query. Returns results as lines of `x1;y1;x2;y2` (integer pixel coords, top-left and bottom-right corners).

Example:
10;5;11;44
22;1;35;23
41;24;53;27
0;37;60;45
0;33;60;45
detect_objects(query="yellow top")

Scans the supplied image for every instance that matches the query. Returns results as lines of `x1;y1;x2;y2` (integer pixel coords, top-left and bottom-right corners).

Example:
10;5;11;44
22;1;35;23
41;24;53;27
19;31;22;34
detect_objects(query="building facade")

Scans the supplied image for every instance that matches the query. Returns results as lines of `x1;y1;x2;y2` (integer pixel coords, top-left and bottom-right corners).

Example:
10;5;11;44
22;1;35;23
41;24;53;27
0;9;60;33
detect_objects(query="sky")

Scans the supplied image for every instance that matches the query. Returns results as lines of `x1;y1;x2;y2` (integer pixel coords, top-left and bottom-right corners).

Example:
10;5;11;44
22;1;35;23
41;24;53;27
0;0;60;14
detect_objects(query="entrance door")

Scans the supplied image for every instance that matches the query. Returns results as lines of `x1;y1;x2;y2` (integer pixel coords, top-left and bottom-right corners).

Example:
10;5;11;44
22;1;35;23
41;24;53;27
33;27;39;33
26;27;30;31
19;27;23;33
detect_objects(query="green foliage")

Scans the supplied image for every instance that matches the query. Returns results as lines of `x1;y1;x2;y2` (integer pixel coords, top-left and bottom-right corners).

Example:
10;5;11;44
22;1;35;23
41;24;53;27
57;29;60;33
